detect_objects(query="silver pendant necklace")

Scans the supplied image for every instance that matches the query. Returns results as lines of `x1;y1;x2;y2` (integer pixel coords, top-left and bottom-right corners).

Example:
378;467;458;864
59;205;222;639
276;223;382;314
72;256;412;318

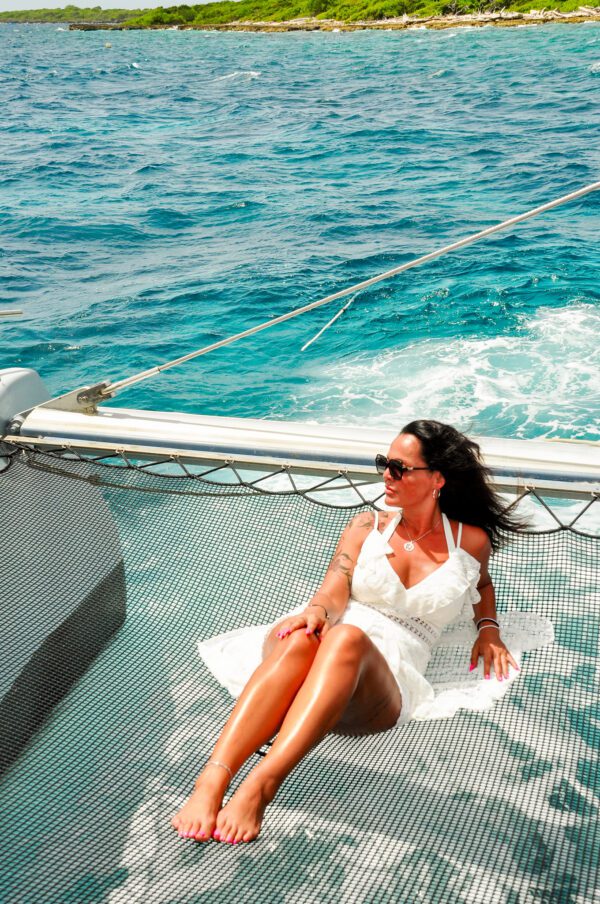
401;515;441;552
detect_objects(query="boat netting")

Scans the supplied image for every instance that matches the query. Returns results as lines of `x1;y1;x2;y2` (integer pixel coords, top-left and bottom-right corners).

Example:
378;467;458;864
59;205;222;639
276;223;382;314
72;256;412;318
0;444;598;904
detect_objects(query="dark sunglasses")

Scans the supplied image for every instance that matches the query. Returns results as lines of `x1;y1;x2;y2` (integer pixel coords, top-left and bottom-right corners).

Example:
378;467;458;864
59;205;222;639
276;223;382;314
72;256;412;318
375;454;431;481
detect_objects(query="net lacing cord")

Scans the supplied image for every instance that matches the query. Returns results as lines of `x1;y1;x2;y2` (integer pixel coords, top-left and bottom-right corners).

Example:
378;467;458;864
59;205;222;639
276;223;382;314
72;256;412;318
9;442;380;510
514;485;600;531
3;441;598;535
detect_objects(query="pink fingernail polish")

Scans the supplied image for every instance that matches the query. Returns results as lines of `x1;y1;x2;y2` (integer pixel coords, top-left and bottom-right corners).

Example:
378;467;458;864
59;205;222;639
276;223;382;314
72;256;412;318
498;675;503;682
469;664;475;672
306;629;311;635
485;675;490;680
213;831;220;839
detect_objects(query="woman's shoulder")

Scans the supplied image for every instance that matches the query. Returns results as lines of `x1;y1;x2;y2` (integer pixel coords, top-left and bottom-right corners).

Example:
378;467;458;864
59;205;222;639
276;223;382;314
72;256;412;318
346;508;395;535
450;519;490;560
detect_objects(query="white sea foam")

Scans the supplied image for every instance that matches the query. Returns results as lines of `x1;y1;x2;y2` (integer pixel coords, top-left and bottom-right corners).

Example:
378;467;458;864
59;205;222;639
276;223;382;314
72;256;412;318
589;61;600;73
215;70;261;82
297;302;600;440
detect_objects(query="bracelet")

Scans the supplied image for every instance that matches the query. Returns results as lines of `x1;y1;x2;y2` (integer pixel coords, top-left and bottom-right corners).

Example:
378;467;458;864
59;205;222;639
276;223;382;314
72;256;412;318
307;603;329;620
476;617;499;630
478;624;500;633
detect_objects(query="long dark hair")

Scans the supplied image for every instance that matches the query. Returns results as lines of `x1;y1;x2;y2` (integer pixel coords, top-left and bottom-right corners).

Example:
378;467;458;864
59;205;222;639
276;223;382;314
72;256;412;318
401;419;523;550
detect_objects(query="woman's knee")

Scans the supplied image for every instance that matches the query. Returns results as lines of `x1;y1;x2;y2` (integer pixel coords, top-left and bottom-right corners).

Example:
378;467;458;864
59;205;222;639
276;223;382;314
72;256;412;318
320;624;370;660
263;625;319;664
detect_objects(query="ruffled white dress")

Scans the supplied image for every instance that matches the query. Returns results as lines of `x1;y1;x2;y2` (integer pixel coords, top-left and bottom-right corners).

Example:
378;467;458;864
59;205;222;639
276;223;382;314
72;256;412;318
198;511;553;723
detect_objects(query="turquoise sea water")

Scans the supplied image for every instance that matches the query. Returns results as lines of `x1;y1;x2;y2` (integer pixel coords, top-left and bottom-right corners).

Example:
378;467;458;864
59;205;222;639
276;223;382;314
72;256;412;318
1;23;599;439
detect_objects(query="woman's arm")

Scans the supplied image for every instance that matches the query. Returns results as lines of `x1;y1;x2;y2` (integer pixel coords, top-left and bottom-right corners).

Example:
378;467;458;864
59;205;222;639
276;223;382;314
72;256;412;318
463;525;519;681
467;534;519;680
276;510;376;640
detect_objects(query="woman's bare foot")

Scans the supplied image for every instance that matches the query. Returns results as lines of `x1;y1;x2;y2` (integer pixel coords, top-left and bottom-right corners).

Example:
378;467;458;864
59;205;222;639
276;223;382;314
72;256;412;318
213;772;278;844
171;765;231;842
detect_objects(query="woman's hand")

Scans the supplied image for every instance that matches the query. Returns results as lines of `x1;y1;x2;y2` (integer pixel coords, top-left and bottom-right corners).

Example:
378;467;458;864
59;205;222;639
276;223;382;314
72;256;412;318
275;606;331;641
470;628;519;680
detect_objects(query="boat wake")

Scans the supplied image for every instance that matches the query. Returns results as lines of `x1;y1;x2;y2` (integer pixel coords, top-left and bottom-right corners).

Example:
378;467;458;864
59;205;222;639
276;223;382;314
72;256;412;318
295;302;600;441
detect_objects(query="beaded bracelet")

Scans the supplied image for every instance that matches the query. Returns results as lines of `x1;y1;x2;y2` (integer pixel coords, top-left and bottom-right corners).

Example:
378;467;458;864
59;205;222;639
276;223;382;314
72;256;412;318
307;602;329;620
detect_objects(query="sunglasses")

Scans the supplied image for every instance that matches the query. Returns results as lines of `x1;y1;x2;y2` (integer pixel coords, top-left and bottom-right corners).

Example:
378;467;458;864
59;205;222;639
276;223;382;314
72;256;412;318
375;454;431;481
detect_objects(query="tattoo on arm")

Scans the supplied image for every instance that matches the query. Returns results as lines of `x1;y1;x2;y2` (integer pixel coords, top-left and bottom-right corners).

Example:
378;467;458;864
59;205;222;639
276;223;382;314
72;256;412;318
330;552;354;591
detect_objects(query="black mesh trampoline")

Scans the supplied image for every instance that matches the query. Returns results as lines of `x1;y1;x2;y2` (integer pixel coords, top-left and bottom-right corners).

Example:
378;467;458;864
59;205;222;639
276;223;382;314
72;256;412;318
0;445;598;904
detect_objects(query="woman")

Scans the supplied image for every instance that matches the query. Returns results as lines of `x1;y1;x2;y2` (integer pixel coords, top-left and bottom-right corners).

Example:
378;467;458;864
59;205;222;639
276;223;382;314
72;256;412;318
171;420;521;845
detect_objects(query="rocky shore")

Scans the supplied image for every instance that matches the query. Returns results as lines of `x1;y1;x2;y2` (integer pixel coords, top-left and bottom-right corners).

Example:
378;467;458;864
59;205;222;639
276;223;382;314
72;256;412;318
70;8;600;31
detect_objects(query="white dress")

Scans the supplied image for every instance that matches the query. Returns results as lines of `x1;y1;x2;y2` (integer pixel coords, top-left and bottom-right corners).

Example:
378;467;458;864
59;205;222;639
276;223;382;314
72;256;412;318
198;511;553;723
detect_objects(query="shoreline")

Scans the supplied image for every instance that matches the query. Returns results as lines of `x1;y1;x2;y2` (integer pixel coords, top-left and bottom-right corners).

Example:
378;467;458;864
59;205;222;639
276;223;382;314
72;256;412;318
67;9;600;31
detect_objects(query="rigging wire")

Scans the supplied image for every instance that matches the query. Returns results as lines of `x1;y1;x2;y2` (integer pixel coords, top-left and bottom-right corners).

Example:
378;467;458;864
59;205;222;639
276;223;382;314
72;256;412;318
300;295;357;352
103;179;600;399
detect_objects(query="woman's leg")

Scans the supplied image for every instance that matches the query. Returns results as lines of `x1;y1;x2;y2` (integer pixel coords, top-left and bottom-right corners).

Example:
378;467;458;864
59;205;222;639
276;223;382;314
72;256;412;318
171;622;320;841
214;624;402;844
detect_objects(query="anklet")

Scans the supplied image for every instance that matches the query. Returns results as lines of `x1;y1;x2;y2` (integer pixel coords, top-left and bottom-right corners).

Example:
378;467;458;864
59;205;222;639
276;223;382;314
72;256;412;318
206;759;233;783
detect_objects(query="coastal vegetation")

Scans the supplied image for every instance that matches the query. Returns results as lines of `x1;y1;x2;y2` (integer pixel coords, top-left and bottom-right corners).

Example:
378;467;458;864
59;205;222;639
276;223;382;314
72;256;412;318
0;0;596;25
0;6;142;22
